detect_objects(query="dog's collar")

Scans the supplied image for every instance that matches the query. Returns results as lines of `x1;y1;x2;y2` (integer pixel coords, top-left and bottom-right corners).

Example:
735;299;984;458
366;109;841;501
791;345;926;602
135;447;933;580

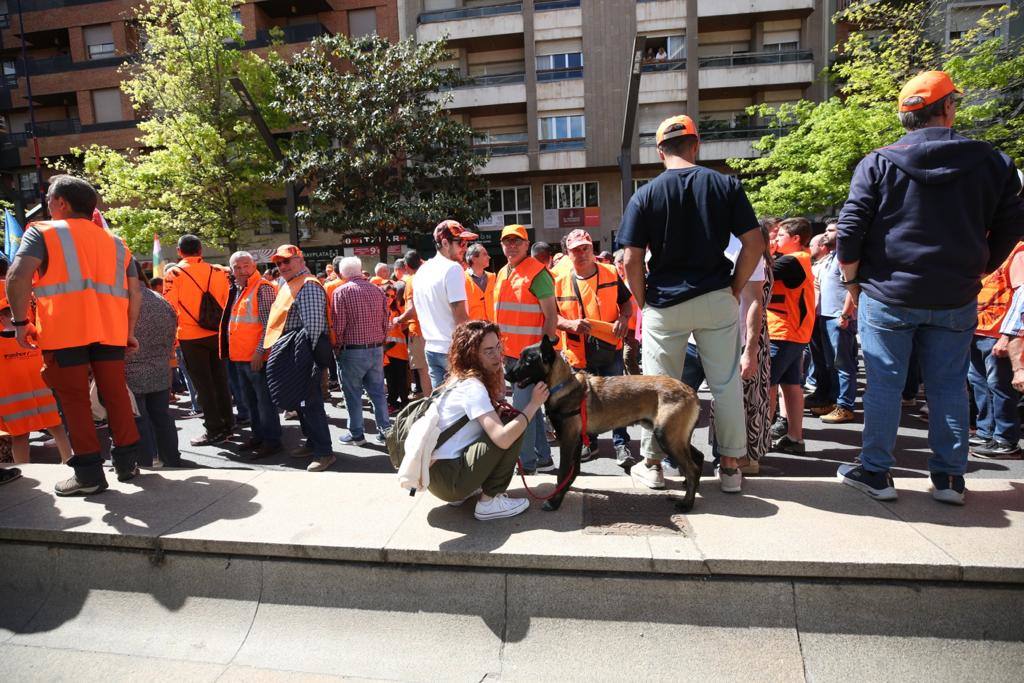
548;378;575;398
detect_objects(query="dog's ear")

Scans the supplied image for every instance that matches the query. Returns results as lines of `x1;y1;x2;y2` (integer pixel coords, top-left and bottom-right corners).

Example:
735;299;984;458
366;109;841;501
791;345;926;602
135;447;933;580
540;335;555;363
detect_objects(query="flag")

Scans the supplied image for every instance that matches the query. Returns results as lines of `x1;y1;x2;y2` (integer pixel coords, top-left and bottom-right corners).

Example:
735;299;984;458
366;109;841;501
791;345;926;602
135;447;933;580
153;233;163;278
3;209;23;261
91;208;109;229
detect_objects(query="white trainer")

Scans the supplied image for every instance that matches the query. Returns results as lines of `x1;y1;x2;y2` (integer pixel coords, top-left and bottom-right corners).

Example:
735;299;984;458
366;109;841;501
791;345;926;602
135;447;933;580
630;461;666;489
474;493;529;520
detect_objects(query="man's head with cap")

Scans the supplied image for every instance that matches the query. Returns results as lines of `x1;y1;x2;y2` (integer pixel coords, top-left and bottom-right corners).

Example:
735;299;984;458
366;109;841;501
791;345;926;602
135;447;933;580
500;223;531;267
898;70;961;131
271;244;305;280
656;114;699;164
433;219;477;263
565;229;597;274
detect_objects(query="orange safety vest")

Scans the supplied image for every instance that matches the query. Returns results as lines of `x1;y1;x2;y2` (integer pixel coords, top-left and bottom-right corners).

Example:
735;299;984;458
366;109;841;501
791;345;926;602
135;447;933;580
0;332;60;435
226;273;278;362
31;218;131;351
465;269;496;322
554;263;624;369
977;241;1024;338
403;274;421;338
164;257;231;341
494;256;547;359
370;276;389;287
767;250;815;344
263;273;330;350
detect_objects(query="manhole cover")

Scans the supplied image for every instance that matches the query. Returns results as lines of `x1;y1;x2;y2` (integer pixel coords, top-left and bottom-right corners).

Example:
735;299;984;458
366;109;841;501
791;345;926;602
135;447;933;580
581;489;690;536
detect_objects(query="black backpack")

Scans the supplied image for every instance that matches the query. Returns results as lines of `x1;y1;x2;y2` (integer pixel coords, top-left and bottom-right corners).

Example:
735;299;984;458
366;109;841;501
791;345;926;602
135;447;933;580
385;386;470;470
172;265;224;331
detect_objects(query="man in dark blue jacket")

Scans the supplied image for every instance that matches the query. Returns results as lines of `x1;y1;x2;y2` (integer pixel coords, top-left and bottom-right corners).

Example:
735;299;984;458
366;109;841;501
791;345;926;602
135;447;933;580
836;70;1024;506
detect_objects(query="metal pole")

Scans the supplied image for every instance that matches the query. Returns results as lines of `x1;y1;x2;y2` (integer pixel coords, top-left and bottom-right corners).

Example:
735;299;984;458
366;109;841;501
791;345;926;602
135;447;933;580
619;35;646;214
15;0;45;211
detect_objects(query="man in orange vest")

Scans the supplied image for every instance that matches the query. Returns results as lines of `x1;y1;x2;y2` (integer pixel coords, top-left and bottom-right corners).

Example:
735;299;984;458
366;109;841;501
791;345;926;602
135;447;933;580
5;175;142;495
264;244;335;472
393;250;431;396
555;229;634;466
494;224;558;474
464;242;495;322
223;251;282;459
163;234;233;446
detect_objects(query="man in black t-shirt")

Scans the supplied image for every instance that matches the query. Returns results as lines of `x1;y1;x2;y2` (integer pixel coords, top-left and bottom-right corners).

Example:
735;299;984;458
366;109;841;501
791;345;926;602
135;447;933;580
618;115;765;494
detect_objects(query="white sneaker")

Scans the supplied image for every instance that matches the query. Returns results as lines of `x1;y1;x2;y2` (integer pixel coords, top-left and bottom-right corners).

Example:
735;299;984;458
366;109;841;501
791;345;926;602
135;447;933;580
630;461;666;490
718;466;742;493
306;454;337;472
661;460;681;477
448;487;483;507
474;493;529;520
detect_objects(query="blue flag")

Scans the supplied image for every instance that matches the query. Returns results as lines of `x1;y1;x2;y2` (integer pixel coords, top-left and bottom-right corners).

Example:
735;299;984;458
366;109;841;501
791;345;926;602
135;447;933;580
3;209;23;261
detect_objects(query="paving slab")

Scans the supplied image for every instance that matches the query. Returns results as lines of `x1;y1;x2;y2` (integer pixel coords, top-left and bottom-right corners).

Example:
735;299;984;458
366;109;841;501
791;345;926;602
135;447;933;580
234;560;504;682
0;470;49;513
0;543;59;641
161;470;421;563
7;545;261;664
0;643;227;682
501;573;804;682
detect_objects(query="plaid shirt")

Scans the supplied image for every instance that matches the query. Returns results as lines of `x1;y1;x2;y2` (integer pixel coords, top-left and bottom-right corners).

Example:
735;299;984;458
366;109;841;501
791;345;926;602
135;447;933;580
331;275;389;347
282;269;327;341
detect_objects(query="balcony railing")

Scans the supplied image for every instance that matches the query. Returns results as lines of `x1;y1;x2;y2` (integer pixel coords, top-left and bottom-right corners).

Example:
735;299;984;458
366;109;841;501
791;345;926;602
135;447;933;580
444;72;526;90
536;0;580;10
252;23;330;47
474;142;528;156
640;58;686;73
639;125;793;145
419;3;522;24
8;117;82;144
539;137;585;152
698;50;814;68
537;66;583;82
81;119;138;133
19;0;109;10
17;53;127;77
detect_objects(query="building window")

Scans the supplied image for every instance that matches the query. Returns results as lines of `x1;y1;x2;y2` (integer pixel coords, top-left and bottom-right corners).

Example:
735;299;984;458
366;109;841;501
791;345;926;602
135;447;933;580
231;8;242;25
84;24;115;60
91;88;125;123
0;1;9;30
633;179;651;192
536;52;583;71
18;171;36;191
762;41;799;52
544;181;599;211
486;186;532;227
348;8;377;38
2;59;16;87
539;114;585;140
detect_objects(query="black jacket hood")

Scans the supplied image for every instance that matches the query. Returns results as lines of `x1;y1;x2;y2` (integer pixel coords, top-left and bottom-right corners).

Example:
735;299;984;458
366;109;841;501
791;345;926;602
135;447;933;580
875;127;995;185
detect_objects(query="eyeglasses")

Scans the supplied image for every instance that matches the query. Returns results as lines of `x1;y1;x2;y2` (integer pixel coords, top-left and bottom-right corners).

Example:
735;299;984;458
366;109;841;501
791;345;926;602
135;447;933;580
481;344;503;357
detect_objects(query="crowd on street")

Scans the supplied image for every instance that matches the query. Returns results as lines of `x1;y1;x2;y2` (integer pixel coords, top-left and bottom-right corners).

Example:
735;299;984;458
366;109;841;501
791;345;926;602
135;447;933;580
2;70;1023;522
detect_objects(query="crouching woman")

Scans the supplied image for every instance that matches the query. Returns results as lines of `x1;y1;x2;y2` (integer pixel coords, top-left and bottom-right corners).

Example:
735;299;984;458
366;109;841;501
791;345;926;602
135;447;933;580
430;321;548;520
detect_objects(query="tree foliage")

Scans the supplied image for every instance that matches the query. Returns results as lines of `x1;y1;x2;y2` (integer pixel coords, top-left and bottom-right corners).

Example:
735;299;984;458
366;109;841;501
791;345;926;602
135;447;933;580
57;0;282;252
731;1;1024;217
274;34;489;257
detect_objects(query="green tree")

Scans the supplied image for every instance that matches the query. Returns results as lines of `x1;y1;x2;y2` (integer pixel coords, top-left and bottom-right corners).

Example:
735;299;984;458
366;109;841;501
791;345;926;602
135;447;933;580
731;1;1024;217
58;0;283;253
274;34;489;260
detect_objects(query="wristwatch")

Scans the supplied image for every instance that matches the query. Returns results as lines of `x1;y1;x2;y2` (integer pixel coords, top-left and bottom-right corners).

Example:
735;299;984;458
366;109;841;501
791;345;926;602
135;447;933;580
839;313;852;321
11;319;29;327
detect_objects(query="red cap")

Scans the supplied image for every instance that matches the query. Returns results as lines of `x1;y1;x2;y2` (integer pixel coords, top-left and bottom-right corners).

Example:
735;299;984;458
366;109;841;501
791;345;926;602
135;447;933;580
500;224;529;242
270;244;302;263
898;71;961;112
565;229;593;250
433;219;478;243
656;115;699;145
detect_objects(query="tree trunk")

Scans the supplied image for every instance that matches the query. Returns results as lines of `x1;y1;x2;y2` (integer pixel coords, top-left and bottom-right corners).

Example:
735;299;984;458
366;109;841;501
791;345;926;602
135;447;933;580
378;230;388;265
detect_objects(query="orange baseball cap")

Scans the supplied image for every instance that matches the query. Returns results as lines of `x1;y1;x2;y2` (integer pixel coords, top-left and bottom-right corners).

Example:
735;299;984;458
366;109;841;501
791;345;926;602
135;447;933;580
565;229;593;250
433;219;478;243
898;71;961;112
270;244;302;263
500;224;529;242
656;115;699;145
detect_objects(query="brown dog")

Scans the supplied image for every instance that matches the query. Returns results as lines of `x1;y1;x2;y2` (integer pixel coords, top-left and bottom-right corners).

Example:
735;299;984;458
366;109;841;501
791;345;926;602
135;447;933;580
506;336;703;511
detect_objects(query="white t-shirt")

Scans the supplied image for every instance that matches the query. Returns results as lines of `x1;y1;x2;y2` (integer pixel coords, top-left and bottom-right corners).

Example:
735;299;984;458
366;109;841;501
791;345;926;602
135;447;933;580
433;378;495;460
688;235;767;347
413;255;468;354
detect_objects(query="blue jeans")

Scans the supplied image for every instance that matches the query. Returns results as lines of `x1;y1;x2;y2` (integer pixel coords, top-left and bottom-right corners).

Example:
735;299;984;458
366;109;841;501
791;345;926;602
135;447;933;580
133;389;179;467
807;316;829;396
226;360;251;422
234;361;283;446
296;372;332;457
680;342;705;391
967;335;1020;444
858;294;976;476
176;347;200;412
504;356;552;470
821;316;859;410
587;354;629;448
425;349;449;390
338;347;391;439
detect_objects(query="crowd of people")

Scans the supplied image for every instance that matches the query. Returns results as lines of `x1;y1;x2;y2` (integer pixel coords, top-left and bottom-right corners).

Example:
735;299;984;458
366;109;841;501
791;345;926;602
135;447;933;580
1;70;1023;521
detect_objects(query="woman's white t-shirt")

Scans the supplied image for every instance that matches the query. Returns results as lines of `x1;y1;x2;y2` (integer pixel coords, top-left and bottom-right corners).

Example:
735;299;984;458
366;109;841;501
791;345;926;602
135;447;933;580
433;378;496;460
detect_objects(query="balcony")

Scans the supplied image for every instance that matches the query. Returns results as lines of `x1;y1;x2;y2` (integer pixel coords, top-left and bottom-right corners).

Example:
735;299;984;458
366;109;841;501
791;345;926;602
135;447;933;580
698;50;814;90
250;23;330;48
638;125;791;163
696;0;815;19
640;58;686;73
253;0;334;18
16;53;126;77
637;0;686;33
539;138;584;152
439;73;527;110
536;0;579;9
473;141;529;174
417;3;523;43
7;117;82;145
536;66;583;82
639;66;686;105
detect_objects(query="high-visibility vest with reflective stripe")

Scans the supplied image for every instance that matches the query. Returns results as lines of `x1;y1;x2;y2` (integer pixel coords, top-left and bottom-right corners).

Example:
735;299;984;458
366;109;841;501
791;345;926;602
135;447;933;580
976;241;1024;338
767;251;816;344
0;333;59;435
227;273;277;362
554;263;624;369
32;218;131;351
465;269;496;322
494;256;547;359
263;274;329;350
385;323;409;362
402;274;421;338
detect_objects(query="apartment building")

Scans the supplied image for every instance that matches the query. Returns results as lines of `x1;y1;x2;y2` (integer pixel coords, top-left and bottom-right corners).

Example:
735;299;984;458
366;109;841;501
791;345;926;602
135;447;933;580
0;0;397;264
400;0;832;253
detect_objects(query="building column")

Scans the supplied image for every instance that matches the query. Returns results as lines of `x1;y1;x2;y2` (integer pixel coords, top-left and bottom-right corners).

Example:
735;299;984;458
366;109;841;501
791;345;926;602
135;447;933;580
685;0;699;122
523;0;539;173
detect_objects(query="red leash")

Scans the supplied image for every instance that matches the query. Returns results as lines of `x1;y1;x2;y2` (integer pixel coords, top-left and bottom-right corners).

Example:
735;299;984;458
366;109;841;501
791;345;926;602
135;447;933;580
516;393;587;501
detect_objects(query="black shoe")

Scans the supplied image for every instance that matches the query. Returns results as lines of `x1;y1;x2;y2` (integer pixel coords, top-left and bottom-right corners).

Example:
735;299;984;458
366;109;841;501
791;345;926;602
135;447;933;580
239;437;263;452
116;465;140;483
769;416;788;439
535;460;558;473
0;468;23;486
803;394;831;410
968;434;990;448
772;435;806;455
971;439;1022;459
837;464;897;501
55;475;109;497
930;472;966;505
